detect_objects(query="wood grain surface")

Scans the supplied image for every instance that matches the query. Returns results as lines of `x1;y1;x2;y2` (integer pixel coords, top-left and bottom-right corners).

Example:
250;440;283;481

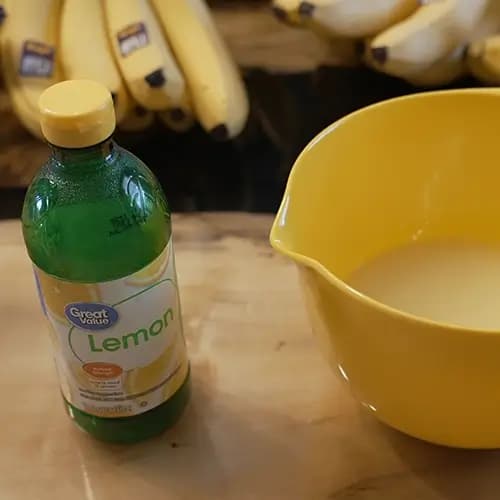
2;213;500;499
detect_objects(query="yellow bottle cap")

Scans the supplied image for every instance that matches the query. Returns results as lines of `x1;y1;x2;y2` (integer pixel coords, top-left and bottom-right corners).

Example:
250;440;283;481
38;80;116;148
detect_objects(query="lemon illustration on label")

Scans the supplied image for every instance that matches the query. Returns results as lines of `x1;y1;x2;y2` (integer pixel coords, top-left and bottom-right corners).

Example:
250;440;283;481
162;357;189;400
34;240;187;418
125;243;169;287
35;270;100;324
124;337;177;395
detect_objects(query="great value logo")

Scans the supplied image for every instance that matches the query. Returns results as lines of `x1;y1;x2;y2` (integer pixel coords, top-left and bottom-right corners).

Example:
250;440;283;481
65;303;119;331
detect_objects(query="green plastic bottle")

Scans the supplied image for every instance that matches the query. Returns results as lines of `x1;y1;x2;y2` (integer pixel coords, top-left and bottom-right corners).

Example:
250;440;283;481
22;80;190;443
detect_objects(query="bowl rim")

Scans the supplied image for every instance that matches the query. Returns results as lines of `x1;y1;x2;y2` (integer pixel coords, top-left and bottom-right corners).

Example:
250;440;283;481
270;87;500;336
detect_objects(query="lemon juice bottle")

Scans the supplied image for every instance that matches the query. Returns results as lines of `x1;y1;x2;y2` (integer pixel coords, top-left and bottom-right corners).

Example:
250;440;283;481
22;80;190;443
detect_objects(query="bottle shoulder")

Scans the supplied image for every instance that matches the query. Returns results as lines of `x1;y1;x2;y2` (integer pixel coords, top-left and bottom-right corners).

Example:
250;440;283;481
24;146;167;219
22;145;171;282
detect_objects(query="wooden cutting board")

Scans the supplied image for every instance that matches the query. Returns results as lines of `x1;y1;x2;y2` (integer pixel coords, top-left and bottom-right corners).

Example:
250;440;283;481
1;213;499;500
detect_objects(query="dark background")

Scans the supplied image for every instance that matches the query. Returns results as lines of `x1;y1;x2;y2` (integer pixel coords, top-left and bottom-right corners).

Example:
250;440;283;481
1;66;479;219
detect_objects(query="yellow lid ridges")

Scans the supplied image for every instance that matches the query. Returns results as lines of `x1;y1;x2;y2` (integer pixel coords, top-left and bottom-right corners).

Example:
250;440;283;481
38;80;116;148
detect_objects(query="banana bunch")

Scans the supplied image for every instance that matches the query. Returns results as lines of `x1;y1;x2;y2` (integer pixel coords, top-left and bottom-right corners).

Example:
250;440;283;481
467;34;500;84
272;0;500;87
0;0;249;141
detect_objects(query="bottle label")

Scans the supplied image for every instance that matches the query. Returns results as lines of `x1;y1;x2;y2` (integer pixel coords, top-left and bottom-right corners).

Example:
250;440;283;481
34;239;189;418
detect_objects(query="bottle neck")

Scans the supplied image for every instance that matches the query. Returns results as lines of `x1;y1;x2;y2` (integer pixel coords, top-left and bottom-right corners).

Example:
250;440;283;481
50;138;116;170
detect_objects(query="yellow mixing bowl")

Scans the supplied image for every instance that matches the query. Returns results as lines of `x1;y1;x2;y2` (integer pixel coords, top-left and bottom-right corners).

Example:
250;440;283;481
270;89;500;449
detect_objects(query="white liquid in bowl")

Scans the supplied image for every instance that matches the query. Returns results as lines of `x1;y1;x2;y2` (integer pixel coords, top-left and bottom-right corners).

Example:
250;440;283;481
347;242;500;330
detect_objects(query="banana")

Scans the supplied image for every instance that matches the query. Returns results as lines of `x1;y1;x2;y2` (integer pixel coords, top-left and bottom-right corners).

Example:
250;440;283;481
471;0;500;43
370;0;490;79
467;35;500;85
406;45;467;87
157;107;195;133
60;0;130;124
151;0;249;140
1;0;62;139
272;0;304;26
2;77;41;138
118;103;154;132
298;0;419;38
104;0;190;113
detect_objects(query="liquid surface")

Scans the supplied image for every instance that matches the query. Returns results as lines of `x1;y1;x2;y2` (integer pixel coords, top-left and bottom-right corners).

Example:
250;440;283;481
347;242;500;330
